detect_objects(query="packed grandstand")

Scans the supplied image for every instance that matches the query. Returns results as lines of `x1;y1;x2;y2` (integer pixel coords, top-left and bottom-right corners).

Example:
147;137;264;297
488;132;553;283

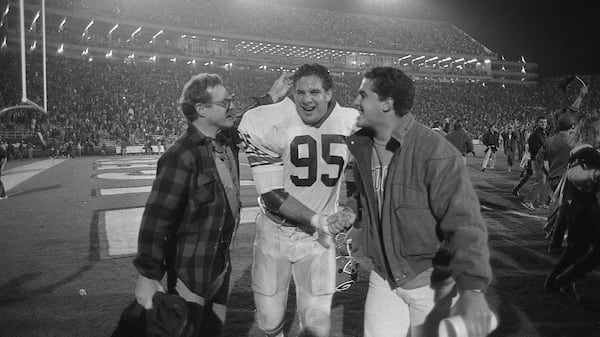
0;0;598;156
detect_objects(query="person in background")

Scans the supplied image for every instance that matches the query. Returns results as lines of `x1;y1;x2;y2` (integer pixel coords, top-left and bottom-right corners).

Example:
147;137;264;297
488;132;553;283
0;140;7;200
544;116;600;308
347;67;493;337
538;113;576;254
521;115;549;211
502;124;519;173
481;125;500;171
431;121;447;136
446;120;474;165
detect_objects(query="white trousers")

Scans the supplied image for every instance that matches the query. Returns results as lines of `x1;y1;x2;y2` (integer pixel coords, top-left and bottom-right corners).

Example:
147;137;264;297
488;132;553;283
364;271;456;337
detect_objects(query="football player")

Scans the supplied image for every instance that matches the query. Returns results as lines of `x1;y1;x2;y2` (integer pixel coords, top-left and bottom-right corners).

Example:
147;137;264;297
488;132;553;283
238;63;358;337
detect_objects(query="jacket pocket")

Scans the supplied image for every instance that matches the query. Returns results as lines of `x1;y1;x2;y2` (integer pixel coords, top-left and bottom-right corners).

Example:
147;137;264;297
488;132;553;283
392;184;439;257
195;173;215;205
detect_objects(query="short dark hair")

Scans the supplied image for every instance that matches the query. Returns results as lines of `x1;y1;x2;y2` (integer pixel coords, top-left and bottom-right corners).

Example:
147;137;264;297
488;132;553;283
431;121;443;129
557;112;575;131
178;73;224;122
453;120;463;129
292;63;333;91
535;115;548;122
363;67;414;117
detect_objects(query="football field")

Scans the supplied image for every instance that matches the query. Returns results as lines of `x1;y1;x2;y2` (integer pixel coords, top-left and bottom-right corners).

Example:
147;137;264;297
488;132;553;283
0;152;599;337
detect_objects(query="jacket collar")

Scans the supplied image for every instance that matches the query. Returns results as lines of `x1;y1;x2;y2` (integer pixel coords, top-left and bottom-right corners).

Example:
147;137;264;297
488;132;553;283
388;112;416;151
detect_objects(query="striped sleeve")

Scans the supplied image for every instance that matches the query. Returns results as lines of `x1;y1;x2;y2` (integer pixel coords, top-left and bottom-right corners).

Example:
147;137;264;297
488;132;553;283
238;104;286;194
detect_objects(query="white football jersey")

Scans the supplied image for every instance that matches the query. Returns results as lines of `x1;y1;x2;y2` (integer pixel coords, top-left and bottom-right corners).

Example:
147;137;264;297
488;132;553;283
238;97;359;215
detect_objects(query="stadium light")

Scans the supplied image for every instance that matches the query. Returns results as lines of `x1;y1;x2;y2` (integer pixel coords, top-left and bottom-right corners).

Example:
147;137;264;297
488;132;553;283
412;56;425;62
29;10;40;31
2;3;8;16
82;48;88;56
520;56;526;63
1;36;6;49
30;40;37;50
438;57;451;63
425;56;438;63
108;23;118;37
454;58;464;63
57;43;64;54
466;58;477;64
105;50;113;58
170;57;176;63
82;20;94;37
152;29;163;39
58;17;66;32
131;26;141;39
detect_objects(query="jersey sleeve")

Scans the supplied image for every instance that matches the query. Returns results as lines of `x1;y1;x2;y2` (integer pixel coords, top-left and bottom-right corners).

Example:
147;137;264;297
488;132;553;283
238;100;290;194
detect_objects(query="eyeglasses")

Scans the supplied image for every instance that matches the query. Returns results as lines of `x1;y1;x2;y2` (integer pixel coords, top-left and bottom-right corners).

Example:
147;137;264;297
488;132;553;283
208;94;235;111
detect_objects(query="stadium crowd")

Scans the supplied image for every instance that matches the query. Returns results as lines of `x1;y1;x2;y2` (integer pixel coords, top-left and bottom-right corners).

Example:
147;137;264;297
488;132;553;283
1;51;599;157
30;0;490;55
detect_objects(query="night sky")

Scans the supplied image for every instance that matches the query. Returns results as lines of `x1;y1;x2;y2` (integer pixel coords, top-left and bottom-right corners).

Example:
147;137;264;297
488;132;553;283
284;0;600;78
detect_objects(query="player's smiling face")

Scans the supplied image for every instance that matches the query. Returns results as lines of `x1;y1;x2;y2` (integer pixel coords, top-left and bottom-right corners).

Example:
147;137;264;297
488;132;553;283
293;75;332;126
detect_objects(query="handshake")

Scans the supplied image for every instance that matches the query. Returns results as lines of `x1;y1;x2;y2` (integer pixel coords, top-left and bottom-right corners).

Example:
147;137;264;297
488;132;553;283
311;207;356;248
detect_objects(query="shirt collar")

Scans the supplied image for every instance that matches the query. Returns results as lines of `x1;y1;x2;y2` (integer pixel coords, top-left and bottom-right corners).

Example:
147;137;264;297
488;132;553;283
186;123;212;146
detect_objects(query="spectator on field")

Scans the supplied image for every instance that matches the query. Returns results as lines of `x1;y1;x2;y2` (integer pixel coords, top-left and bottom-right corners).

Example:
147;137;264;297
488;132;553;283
501;124;519;173
0;141;8;200
538;113;576;253
431;121;447;136
521;115;550;211
481;125;500;171
544;116;600;305
446;120;474;164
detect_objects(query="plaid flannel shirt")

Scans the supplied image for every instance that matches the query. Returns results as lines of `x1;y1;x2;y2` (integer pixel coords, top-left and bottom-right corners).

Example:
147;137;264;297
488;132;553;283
134;124;238;297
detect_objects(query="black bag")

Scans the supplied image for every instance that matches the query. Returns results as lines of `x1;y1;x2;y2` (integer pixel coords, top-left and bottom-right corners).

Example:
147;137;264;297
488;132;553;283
111;293;193;337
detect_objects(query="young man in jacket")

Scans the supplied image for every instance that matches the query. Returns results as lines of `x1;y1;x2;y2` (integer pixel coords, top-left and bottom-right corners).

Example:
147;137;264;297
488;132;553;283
521;115;549;211
445;120;474;165
347;67;493;337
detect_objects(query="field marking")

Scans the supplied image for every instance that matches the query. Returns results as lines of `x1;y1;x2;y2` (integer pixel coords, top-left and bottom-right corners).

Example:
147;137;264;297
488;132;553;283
94;171;155;180
3;158;67;191
100;206;260;258
95;181;255;196
98;186;152;195
96;163;157;170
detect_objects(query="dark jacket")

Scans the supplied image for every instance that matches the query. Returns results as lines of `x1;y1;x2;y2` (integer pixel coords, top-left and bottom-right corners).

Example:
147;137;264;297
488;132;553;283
501;131;519;153
345;113;491;291
528;127;547;158
445;127;474;156
482;130;500;151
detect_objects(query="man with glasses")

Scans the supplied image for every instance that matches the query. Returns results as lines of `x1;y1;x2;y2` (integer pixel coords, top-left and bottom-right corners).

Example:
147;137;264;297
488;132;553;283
133;73;289;336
